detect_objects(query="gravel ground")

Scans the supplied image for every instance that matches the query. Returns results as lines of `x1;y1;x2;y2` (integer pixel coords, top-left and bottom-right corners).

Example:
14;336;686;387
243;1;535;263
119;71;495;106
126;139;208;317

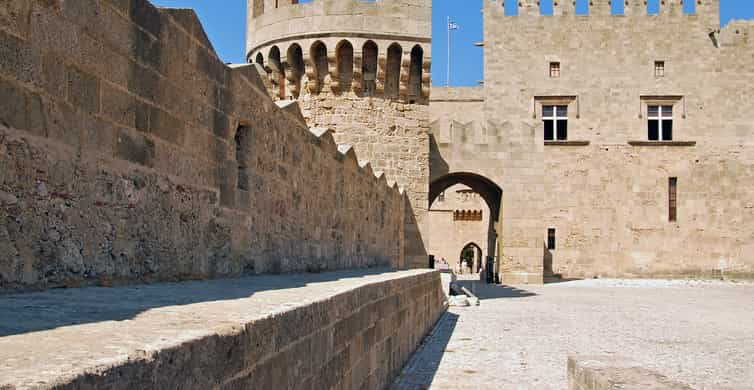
392;278;754;390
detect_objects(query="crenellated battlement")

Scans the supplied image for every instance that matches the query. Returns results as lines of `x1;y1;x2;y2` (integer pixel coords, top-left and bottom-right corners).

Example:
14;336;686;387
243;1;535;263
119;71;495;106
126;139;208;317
247;0;432;104
488;0;718;21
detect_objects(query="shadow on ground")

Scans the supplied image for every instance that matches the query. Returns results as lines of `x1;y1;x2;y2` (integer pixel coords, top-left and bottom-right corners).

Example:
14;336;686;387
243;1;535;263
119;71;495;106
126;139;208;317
0;267;391;337
391;312;460;390
455;280;537;300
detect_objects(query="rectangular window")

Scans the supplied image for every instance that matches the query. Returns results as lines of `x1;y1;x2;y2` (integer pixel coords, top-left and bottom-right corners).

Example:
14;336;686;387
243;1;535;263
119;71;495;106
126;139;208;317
550;62;560;78
669;177;677;222
655;61;665;77
543;105;568;140
547;228;556;250
648;105;673;141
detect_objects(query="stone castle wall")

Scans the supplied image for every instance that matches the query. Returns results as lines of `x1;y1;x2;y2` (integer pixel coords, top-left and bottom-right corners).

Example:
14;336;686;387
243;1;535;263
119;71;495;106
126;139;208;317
476;0;754;279
0;0;408;292
246;0;434;269
300;95;431;269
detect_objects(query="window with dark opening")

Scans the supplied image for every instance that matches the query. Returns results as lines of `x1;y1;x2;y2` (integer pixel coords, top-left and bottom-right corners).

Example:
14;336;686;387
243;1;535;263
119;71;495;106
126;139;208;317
547;228;556;250
235;126;250;191
549;62;560;78
362;41;378;97
648;105;672;141
543;105;568;141
669;177;677;222
655;61;665;77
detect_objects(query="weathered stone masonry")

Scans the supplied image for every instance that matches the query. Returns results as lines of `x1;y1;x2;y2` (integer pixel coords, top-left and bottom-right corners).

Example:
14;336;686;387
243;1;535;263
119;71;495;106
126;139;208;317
0;0;408;292
246;0;434;269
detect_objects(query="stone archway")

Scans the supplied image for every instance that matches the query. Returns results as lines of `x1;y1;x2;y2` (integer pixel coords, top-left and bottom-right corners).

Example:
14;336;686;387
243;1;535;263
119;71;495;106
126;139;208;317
428;172;503;281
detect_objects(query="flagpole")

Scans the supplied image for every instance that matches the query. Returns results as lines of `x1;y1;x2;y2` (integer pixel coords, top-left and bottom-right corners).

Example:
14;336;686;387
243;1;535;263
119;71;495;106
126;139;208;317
446;16;450;86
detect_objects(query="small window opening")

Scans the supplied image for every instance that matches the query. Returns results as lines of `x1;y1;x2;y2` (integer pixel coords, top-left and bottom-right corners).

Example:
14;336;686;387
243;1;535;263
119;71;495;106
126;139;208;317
549;62;560;78
543;105;568;141
669;177;677;222
547;228;556;250
438;191;445;202
655;61;665;77
648;105;673;141
235;126;250;191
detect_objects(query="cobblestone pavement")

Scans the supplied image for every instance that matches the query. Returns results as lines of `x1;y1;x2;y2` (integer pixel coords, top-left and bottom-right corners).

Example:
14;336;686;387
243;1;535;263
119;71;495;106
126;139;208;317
392;277;754;390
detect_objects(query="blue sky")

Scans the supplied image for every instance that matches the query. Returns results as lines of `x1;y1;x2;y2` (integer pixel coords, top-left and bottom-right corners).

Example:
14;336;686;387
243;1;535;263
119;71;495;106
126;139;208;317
151;0;754;86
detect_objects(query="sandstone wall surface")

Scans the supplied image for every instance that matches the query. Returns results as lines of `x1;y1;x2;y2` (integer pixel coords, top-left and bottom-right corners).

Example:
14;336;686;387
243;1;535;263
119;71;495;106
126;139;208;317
0;269;447;390
0;0;406;292
300;94;431;269
246;0;432;59
428;0;754;281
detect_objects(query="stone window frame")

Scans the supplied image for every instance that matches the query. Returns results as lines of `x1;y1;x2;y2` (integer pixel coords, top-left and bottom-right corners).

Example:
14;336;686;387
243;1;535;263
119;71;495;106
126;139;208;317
638;96;686;142
654;61;665;77
549;62;561;78
534;96;590;146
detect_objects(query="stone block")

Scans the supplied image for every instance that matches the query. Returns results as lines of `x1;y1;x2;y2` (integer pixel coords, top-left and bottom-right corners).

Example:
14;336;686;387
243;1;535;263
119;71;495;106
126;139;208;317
148;106;184;145
66;66;100;114
115;128;155;167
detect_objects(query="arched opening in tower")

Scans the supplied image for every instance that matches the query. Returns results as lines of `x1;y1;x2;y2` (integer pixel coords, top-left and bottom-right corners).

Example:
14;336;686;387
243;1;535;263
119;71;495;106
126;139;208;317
287;44;305;99
336;40;354;95
362;41;378;97
408;45;424;103
268;46;285;99
385;43;402;98
310;41;328;95
255;53;264;67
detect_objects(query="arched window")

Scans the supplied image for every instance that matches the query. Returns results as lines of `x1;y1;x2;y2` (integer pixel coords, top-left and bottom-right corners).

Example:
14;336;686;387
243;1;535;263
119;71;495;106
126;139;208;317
235;125;250;191
362;41;378;97
408;45;423;102
336;40;354;95
287;44;305;98
310;41;328;94
268;46;285;99
385;43;402;98
255;53;264;66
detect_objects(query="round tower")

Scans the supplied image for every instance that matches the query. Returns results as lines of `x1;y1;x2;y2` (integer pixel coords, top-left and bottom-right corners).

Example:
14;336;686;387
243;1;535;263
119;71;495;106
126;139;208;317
246;0;432;103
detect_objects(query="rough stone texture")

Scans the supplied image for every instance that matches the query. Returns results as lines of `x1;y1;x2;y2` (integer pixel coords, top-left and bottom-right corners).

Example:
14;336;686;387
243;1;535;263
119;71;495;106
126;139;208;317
0;269;446;390
0;0;408;292
301;95;431;269
426;1;754;282
246;0;433;269
391;278;754;389
568;356;694;390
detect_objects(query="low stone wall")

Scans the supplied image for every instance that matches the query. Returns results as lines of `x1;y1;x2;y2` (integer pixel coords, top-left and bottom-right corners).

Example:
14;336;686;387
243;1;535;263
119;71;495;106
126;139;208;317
568;356;694;390
0;269;447;390
0;0;406;292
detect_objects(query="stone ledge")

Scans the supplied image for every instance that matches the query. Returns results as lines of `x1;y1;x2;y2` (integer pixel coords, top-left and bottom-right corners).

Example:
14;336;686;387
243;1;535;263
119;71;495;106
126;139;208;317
627;140;697;146
0;269;446;390
568;355;694;390
545;140;590;146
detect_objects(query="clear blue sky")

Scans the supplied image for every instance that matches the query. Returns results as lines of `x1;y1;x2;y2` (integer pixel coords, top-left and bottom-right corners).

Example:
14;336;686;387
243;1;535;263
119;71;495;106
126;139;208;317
152;0;754;86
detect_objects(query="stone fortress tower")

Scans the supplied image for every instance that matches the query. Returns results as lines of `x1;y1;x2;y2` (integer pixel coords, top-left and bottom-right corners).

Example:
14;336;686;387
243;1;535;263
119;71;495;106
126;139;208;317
246;0;754;283
247;0;434;269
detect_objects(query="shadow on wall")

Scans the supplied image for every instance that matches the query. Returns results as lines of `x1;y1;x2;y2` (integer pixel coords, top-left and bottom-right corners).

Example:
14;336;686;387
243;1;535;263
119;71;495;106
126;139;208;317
392;312;460;389
404;195;429;269
454;279;537;300
0;268;391;337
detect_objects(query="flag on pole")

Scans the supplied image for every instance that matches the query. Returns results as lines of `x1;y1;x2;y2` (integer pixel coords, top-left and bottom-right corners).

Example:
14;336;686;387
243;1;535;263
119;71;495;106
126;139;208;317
448;21;459;30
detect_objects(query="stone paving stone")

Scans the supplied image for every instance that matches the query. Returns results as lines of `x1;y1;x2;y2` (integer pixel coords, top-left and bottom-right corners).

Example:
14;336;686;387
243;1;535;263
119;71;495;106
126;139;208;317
392;279;754;390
